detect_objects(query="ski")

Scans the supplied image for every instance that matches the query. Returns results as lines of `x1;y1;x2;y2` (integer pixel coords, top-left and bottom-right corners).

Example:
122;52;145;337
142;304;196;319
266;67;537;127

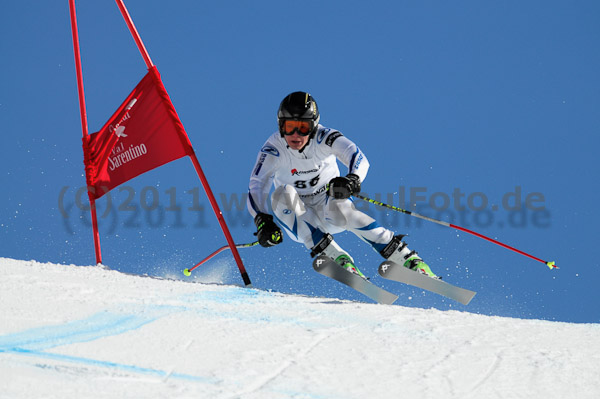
313;256;398;305
379;261;476;305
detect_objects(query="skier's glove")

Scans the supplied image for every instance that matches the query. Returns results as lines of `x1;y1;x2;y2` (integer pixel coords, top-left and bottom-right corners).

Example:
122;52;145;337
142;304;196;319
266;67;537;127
328;173;361;199
254;213;283;247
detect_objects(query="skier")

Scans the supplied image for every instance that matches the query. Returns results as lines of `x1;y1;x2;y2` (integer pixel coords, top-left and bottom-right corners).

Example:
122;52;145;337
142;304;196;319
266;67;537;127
247;91;438;279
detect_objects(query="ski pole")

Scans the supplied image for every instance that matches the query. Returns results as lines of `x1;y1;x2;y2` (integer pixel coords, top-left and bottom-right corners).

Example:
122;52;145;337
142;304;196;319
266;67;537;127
354;194;557;270
183;241;259;276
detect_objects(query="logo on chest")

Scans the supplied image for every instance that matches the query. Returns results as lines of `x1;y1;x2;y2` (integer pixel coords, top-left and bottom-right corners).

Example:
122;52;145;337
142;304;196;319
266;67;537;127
291;167;319;176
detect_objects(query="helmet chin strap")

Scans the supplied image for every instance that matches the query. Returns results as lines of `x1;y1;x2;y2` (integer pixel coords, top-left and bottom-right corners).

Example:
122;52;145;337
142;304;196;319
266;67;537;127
297;128;317;153
298;140;310;153
285;138;310;153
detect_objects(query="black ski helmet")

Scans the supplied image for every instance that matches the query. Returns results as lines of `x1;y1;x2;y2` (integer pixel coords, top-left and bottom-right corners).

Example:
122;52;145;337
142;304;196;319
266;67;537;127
277;91;320;137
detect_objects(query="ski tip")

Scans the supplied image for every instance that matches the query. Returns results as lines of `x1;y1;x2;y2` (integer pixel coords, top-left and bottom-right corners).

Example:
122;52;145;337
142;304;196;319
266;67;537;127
546;261;558;270
183;268;191;277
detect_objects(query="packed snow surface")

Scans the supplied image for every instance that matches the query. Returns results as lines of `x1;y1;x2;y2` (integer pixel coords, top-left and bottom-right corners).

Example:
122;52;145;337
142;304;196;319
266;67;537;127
1;258;598;399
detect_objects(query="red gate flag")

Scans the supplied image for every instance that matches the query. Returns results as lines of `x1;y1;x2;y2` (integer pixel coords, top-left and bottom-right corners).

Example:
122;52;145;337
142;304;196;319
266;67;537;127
82;66;194;199
71;0;251;285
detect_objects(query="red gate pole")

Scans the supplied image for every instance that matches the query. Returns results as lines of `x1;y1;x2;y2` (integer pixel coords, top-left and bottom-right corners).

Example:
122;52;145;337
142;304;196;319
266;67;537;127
188;155;252;286
114;0;154;68
69;0;102;264
114;0;251;285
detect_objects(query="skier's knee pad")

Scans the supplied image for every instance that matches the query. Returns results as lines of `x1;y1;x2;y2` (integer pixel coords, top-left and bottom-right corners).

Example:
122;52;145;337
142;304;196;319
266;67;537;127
323;198;354;228
271;185;307;219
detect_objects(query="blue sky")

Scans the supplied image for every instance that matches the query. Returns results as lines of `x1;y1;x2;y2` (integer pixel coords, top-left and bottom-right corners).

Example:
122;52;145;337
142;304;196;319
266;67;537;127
1;1;598;323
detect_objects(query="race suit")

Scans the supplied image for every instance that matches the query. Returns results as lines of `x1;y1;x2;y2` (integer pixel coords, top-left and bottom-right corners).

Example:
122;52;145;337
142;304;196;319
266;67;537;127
247;125;394;253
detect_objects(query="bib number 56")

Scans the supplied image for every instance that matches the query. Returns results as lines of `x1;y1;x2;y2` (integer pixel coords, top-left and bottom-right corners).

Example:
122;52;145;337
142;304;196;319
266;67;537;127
294;175;320;189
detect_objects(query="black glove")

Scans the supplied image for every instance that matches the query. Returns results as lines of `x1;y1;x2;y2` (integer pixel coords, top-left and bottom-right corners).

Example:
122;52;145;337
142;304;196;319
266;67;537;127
254;213;283;247
328;173;361;199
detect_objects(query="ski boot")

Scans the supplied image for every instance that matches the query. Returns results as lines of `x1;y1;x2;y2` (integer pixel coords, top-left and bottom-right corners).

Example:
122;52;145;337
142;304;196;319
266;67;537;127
380;235;440;279
311;233;367;279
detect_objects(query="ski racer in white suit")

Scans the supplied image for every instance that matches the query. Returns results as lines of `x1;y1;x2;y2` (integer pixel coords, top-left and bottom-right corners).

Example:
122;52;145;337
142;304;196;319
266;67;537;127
247;91;438;279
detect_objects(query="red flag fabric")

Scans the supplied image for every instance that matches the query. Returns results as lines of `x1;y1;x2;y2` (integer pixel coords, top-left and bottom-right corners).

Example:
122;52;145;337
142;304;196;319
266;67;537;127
82;66;194;199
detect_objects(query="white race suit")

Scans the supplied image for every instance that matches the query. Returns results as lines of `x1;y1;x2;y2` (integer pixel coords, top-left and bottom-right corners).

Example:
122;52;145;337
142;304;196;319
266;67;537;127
247;125;397;254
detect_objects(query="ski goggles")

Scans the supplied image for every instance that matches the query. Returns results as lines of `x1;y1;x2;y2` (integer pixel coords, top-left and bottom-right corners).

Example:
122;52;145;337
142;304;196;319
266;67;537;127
282;120;313;136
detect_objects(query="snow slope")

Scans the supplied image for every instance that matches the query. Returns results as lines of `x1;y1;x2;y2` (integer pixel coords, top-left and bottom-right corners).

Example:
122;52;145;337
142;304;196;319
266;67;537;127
1;258;598;399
